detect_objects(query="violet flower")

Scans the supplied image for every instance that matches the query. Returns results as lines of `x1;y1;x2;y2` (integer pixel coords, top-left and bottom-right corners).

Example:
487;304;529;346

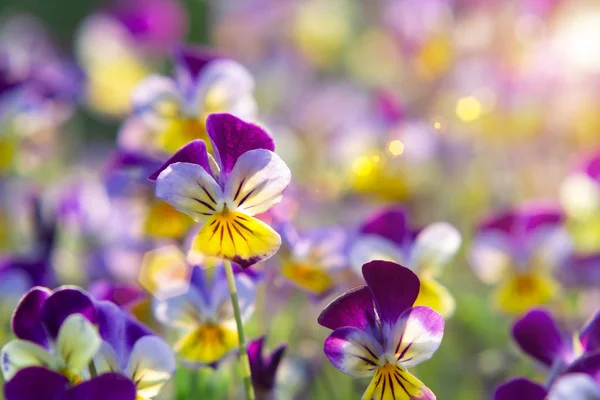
247;336;287;399
318;260;444;400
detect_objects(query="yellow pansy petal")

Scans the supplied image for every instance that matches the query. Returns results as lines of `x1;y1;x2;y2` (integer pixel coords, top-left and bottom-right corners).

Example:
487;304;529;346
144;200;194;239
0;340;57;380
192;212;281;268
56;314;102;374
414;278;456;318
154;118;211;154
362;363;434;400
175;324;237;365
493;273;560;314
281;260;335;296
139;245;191;299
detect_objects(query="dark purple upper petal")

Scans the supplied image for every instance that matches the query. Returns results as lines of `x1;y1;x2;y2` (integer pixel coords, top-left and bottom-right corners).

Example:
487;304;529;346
581;311;600;354
94;300;153;368
174;45;222;83
4;367;69;400
494;378;547;400
360;207;411;247
41;287;96;340
317;286;376;331
148;139;212;181
477;204;563;237
362;261;420;325
12;287;51;347
88;281;144;308
512;309;567;367
583;151;600;183
67;373;137;400
206;113;275;181
248;336;287;391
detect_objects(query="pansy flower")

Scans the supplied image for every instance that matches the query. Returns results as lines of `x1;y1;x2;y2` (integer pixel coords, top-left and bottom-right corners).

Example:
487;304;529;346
1;286;175;400
510;308;600;379
469;203;569;313
495;373;600;400
350;207;461;317
318;260;444;400
275;223;347;298
247;336;287;400
151;259;256;366
150;113;291;268
122;45;256;157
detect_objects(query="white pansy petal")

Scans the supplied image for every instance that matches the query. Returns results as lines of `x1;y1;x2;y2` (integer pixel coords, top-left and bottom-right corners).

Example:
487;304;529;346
411;222;462;275
224;149;291;216
0;340;57;380
468;232;512;285
349;235;404;275
153;286;208;331
93;341;120;375
56;314;102;374
131;74;180;126
548;373;600;400
389;306;444;369
156;162;223;221
125;336;176;398
193;59;256;119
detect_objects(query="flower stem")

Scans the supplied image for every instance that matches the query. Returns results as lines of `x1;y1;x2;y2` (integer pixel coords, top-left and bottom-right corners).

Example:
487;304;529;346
223;259;255;400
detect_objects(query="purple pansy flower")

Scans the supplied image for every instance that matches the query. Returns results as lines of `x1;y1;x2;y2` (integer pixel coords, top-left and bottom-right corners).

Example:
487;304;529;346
468;202;569;313
149;113;291;268
318;260;443;400
275;223;347;298
5;366;137;400
511;308;600;380
148;252;256;367
1;286;175;400
118;45;256;160
350;207;461;317
495;372;600;400
248;336;287;399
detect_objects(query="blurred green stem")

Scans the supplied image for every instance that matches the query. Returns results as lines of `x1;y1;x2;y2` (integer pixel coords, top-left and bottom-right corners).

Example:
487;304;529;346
223;259;255;400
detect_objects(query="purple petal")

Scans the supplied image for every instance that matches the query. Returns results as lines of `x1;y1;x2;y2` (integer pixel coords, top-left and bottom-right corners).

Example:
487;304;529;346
317;286;376;331
88;281;144;308
105;150;161;177
4;367;69;400
564;351;600;380
247;336;286;391
41;287;96;340
512;309;567;367
478;204;563;237
12;287;51;347
557;254;600;288
360;207;412;247
148;140;212;181
581;311;600;353
494;378;547;400
206;113;275;181
174;45;223;83
324;327;384;377
94;301;152;368
67;373;137;400
583;151;600;183
362;261;420;325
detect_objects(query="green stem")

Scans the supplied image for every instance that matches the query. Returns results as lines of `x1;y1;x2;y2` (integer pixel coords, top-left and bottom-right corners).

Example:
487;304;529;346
223;259;255;400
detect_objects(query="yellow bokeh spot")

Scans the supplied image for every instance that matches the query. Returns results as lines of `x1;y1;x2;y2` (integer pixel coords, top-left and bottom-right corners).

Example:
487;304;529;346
352;155;379;177
387;140;405;157
456;96;482;122
139;246;191;298
433;121;442;130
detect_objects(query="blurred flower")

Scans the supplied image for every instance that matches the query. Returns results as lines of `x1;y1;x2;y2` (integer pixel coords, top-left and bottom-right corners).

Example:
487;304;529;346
318;260;443;400
350;207;461;317
494;373;600;400
274;223;347;298
511;308;600;380
152;262;256;367
75;0;189;117
4;367;136;400
469;203;569;313
247;336;287;400
150;113;291;268
122;45;256;157
0;286;174;400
